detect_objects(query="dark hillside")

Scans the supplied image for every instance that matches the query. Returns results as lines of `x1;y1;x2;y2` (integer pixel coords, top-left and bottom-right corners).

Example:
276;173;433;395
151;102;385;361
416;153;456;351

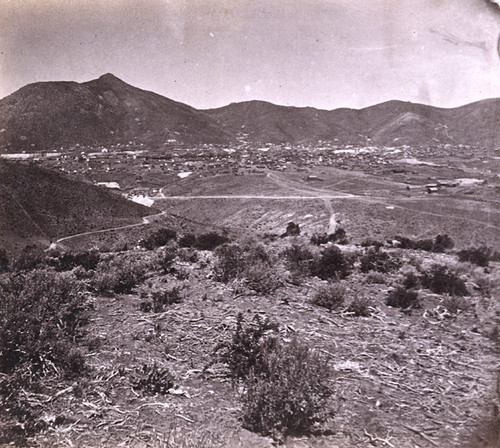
0;161;154;253
0;74;232;152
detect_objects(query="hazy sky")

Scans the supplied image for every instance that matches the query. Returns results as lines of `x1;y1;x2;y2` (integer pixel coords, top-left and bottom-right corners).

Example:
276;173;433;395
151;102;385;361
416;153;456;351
0;0;499;109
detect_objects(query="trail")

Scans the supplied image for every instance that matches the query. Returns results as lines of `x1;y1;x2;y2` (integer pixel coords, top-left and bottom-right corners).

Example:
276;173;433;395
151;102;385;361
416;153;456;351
55;211;167;244
323;199;337;233
154;194;358;200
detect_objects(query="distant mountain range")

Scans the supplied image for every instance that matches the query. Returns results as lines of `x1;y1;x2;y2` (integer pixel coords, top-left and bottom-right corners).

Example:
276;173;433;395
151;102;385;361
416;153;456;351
0;160;153;253
0;73;498;151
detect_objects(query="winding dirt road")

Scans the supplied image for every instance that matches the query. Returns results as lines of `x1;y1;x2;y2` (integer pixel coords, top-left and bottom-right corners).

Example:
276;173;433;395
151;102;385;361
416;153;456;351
55;211;167;244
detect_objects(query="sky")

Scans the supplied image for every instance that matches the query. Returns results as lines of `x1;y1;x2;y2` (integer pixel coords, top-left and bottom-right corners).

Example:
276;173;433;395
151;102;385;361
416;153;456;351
0;0;499;110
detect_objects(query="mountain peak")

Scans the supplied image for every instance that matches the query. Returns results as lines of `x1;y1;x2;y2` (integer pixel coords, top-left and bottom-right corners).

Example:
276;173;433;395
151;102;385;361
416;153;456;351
98;73;122;82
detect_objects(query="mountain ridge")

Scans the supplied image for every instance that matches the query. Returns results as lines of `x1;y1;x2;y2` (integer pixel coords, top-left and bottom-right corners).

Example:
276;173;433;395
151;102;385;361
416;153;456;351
0;74;498;151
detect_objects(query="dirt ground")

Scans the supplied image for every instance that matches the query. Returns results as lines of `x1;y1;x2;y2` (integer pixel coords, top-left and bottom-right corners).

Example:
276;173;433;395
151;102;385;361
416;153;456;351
23;244;500;448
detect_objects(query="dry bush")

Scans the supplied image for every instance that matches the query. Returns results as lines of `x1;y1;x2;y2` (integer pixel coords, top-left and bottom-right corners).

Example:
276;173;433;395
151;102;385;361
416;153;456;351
133;363;175;395
312;283;346;311
347;296;372;316
419;265;468;297
386;287;420;309
310;245;352;280
0;269;88;376
139;227;177;250
0;269;89;444
241;339;332;439
365;271;386;284
93;256;147;295
215;242;280;294
215;314;333;438
442;296;469;315
360;248;401;274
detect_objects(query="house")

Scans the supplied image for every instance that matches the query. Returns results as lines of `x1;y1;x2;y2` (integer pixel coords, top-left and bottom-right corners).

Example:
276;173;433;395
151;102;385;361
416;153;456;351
425;184;439;194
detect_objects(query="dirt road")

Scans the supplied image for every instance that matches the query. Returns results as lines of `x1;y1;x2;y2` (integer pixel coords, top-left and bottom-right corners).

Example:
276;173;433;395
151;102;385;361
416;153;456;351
55;211;167;244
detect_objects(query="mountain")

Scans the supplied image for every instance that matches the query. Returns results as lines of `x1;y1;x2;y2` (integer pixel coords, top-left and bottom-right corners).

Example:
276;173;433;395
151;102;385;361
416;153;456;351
0;160;154;253
0;74;498;151
0;74;232;152
206;98;500;147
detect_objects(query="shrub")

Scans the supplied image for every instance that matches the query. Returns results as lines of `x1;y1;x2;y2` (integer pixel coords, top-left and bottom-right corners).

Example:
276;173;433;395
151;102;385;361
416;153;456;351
160;245;178;273
386;287;420;309
241;339;332;438
216;314;332;438
151;286;183;313
310;233;330;245
393;234;454;253
194;232;229;250
13;245;47;271
420;265;468;296
458;246;492;267
282;221;301;237
283;243;314;275
311;246;352;280
176;247;198;263
140;228;177;250
443;296;469;314
133;363;175;395
394;236;415;249
365;271;386;284
52;250;101;272
360;248;400;274
243;261;282;295
216;313;279;380
402;271;419;289
433;234;454;253
330;227;348;244
93;257;146;295
414;239;434;252
361;239;384;249
214;243;279;294
0;269;87;376
179;233;197;248
312;283;346;311
311;228;347;245
347;296;372;316
214;243;246;282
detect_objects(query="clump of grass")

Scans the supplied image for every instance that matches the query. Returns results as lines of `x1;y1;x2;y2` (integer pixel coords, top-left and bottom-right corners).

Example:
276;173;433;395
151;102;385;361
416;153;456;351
312;283;346;311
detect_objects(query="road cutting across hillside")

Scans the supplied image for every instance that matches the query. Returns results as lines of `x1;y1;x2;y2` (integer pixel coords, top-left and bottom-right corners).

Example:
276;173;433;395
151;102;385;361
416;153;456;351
55;211;167;244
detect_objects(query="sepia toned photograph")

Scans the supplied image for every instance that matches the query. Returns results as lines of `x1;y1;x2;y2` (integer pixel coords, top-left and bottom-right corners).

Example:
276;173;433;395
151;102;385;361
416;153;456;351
0;0;499;446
